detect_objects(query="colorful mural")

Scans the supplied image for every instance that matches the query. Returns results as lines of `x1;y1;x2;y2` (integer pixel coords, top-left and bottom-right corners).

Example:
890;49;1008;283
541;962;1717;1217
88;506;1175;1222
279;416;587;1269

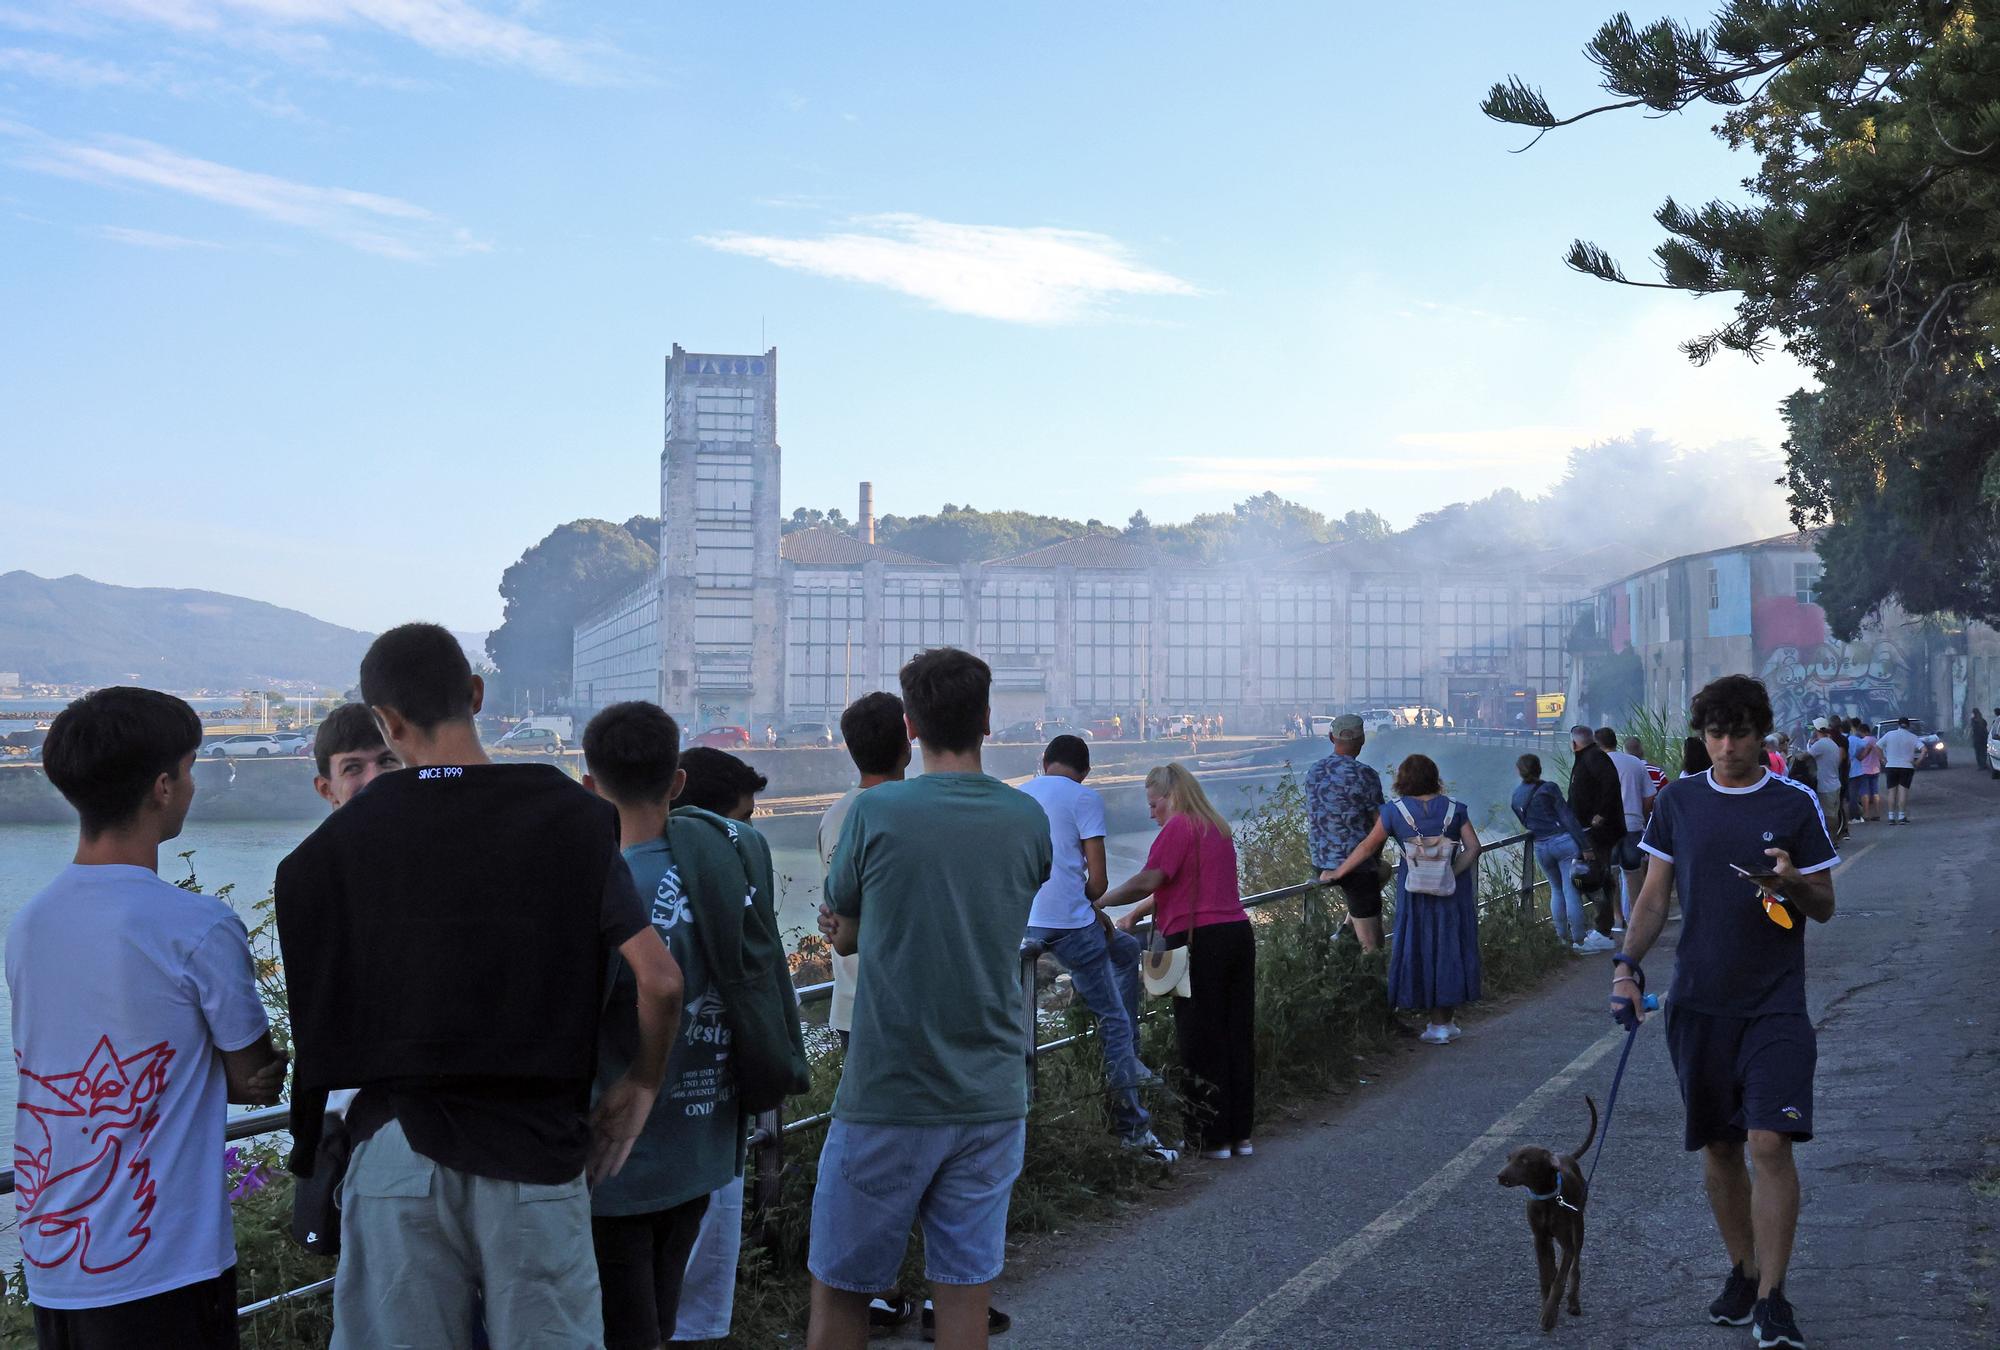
1757;637;1911;733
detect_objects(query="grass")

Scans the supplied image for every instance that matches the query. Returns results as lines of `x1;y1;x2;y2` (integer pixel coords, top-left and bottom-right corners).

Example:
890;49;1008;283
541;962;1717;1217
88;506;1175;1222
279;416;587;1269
2;784;1573;1348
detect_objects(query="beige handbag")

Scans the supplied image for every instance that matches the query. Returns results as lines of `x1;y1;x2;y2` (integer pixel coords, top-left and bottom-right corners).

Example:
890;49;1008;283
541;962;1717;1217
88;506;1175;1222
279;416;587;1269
1140;831;1200;998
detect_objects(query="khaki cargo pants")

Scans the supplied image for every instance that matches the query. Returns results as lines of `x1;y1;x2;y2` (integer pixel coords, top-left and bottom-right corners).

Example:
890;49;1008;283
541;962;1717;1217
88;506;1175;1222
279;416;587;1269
330;1118;603;1350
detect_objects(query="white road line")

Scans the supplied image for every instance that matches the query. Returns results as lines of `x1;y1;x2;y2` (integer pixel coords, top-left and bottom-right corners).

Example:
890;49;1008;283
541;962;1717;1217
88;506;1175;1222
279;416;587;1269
1204;837;1884;1347
1202;1027;1626;1349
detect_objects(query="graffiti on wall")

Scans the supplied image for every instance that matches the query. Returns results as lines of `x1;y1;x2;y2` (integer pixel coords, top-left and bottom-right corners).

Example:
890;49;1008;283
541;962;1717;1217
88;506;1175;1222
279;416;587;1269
1758;639;1910;732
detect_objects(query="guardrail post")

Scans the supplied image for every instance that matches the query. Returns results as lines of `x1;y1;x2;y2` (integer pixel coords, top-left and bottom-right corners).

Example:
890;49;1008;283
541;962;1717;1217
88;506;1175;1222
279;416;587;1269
751;1106;783;1249
1519;836;1538;914
1020;941;1046;1100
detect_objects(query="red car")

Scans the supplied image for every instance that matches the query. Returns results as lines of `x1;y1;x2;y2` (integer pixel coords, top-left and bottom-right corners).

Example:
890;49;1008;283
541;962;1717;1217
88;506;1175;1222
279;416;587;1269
688;725;751;750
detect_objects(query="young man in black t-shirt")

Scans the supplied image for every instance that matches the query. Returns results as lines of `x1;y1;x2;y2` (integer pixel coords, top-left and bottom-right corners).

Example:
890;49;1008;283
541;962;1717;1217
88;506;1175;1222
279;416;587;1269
278;624;685;1349
1613;676;1837;1350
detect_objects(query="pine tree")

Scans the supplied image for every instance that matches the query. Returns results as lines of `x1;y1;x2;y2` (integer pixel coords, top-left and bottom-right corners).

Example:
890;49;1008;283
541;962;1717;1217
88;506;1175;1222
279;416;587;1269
1485;0;2000;634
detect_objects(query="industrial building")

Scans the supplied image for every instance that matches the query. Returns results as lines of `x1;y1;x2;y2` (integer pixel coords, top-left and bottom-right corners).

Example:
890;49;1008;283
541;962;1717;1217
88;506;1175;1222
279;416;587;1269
574;347;1634;733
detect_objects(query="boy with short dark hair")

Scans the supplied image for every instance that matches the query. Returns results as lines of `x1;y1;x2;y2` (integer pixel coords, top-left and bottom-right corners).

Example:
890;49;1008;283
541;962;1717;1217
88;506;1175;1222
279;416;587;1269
311;702;401;809
1617;675;1837;1350
809;649;1052;1350
9;687;285;1349
677;746;769;820
278;622;685;1349
582;702;744;1349
1020;733;1169;1160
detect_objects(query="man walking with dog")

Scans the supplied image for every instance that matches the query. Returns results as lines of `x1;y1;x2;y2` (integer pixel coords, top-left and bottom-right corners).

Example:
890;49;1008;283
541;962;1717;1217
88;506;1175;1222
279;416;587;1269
1613;675;1837;1350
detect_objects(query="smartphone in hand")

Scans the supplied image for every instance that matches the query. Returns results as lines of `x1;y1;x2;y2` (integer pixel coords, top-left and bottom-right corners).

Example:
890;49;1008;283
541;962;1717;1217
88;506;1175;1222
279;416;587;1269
1729;863;1782;886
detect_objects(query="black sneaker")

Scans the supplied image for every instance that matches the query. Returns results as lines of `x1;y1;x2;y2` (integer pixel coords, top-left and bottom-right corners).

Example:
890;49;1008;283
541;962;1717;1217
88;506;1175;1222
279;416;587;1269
1752;1289;1806;1349
1708;1263;1757;1326
920;1301;1011;1341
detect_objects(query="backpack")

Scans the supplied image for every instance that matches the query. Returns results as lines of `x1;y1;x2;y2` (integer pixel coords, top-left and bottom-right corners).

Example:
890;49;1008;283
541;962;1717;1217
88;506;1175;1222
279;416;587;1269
1394;798;1459;897
668;808;811;1115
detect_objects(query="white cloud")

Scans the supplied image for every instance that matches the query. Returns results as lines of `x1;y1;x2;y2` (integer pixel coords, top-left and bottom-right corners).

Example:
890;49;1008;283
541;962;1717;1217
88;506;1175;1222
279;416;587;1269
0;44;134;85
698;213;1200;324
73;0;612;82
7;124;487;259
89;222;224;248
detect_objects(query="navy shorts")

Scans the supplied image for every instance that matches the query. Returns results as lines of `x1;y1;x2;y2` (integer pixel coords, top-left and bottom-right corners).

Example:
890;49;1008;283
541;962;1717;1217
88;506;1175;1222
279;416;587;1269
1664;1006;1816;1150
1885;767;1915;789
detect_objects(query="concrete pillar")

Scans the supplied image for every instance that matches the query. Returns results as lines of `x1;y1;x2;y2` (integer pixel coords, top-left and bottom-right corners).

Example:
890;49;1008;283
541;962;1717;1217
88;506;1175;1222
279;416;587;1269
1238;565;1263;727
1052;565;1078;713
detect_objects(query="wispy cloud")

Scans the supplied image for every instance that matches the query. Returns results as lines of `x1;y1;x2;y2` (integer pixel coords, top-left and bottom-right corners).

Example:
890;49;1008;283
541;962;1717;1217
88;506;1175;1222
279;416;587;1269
698;213;1199;324
6;124;487;259
0;44;134;85
88;222;225;248
73;0;615;83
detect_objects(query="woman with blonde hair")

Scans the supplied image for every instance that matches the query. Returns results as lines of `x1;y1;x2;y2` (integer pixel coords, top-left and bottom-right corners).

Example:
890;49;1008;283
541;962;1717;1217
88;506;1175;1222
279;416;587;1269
1107;762;1255;1159
1324;752;1482;1044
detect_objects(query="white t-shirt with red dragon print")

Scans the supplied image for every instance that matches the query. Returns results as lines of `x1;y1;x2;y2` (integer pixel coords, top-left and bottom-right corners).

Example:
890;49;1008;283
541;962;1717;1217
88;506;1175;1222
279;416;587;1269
6;864;268;1309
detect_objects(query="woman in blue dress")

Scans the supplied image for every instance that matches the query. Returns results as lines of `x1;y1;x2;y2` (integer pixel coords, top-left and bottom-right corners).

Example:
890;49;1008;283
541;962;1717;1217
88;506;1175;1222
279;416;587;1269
1323;752;1483;1044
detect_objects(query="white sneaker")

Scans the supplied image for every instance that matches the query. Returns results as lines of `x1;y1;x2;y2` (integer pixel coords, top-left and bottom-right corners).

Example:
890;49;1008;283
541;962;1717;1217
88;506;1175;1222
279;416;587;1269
1419;1025;1451;1045
1232;1140;1255;1156
1121;1131;1180;1164
1200;1147;1232;1161
1580;932;1617;953
1444;1022;1463;1042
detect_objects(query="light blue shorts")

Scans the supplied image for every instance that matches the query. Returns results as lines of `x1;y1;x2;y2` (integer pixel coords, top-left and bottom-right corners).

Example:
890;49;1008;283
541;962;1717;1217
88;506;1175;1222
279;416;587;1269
807;1117;1026;1292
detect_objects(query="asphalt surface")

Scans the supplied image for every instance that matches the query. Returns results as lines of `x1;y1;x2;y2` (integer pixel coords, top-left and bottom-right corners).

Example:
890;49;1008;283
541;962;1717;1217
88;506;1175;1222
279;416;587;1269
982;764;1997;1349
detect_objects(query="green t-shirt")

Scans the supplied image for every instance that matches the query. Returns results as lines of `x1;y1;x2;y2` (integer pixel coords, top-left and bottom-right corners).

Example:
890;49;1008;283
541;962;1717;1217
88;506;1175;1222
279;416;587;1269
590;837;740;1216
827;772;1053;1125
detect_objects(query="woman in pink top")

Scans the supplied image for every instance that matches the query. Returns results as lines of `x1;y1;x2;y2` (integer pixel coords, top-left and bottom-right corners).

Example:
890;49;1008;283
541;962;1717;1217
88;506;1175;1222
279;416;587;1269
1109;763;1254;1160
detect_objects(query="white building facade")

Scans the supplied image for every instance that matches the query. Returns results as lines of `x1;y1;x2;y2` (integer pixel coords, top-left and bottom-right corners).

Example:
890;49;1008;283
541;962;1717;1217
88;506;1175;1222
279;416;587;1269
576;348;1600;732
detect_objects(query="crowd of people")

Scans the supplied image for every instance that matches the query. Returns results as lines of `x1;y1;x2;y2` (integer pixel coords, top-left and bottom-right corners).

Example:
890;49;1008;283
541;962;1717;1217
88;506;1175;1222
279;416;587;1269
5;631;1908;1350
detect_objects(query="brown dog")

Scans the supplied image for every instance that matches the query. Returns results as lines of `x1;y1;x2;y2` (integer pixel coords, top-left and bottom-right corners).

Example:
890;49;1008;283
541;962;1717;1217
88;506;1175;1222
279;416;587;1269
1497;1096;1599;1333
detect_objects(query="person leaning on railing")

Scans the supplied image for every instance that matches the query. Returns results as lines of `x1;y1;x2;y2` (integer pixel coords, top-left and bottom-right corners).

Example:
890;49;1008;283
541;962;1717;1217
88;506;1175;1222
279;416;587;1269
1108;762;1256;1162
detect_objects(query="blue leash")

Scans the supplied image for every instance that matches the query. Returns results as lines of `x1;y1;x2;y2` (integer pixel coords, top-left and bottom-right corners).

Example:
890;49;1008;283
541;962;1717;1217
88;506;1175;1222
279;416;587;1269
1584;1023;1639;1193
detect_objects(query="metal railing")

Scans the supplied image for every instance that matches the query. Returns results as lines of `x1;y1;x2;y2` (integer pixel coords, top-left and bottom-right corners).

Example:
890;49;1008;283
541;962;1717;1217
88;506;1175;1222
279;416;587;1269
0;829;1549;1321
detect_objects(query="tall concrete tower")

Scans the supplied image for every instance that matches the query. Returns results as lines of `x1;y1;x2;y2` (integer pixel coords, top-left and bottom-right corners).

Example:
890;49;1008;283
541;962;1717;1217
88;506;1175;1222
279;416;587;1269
660;344;782;730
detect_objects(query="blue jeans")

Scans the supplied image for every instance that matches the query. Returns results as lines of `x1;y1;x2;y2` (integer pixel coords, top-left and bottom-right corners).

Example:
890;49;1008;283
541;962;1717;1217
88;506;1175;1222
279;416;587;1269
1534;835;1585;944
1025;923;1149;1139
808;1119;1025;1291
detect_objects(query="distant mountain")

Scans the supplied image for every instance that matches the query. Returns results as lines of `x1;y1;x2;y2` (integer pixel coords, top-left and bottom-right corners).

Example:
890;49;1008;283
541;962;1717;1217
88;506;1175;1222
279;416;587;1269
0;572;376;690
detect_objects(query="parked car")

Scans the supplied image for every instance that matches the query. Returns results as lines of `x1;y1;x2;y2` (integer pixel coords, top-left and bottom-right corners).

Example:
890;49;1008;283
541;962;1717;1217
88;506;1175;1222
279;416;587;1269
1039;719;1094;743
1987;735;2000;780
775;721;836;748
494;725;565;755
995;718;1093;745
205;733;287;758
269;731;311;756
688;725;752;750
1872;719;1949;769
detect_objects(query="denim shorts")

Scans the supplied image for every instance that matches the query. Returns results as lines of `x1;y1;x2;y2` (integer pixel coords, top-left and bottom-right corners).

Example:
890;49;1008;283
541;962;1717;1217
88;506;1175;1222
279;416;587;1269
808;1118;1026;1292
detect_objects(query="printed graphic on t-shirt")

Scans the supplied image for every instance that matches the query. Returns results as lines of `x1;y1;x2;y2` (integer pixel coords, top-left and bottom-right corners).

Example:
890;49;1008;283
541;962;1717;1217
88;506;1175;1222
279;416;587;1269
650;866;692;930
15;1036;176;1274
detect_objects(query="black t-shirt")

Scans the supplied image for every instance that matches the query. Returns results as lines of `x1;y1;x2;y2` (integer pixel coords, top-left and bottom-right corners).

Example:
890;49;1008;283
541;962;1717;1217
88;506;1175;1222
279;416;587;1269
1639;770;1838;1018
350;857;648;1184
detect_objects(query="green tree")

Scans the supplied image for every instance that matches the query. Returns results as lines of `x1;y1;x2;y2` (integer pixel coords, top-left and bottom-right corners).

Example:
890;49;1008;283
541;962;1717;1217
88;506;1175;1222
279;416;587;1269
1485;2;2000;634
782;506;854;535
873;505;1091;562
487;519;657;705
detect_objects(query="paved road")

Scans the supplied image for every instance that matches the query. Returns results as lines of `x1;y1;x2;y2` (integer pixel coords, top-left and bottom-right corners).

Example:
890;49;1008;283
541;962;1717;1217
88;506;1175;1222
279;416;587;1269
987;765;1997;1349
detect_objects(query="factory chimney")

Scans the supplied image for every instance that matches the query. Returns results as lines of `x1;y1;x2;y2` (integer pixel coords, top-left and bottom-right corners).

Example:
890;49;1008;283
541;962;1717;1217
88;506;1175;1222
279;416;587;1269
859;481;876;544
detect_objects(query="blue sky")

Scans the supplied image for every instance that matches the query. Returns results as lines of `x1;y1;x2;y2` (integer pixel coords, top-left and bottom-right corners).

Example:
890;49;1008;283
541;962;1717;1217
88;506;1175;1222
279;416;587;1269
0;1;1809;632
